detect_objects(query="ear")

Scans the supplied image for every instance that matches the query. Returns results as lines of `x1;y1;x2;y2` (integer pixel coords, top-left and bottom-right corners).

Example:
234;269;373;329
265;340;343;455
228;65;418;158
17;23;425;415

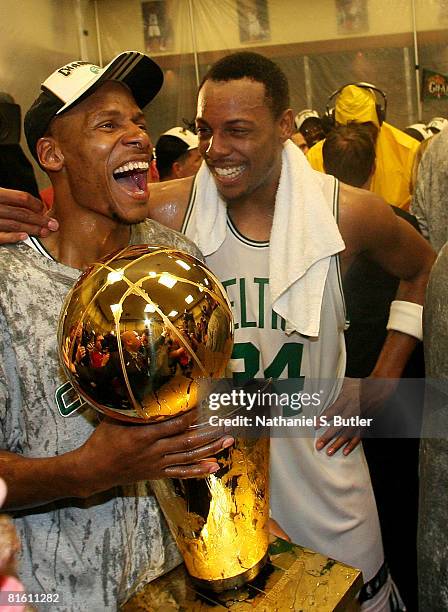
278;109;295;143
171;160;183;179
36;136;64;172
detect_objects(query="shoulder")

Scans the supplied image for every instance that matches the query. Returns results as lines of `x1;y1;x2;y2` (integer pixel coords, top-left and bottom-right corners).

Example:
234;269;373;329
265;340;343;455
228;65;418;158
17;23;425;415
338;181;390;221
131;219;204;262
338;183;400;255
0;242;34;273
380;123;420;153
390;205;420;232
148;176;193;231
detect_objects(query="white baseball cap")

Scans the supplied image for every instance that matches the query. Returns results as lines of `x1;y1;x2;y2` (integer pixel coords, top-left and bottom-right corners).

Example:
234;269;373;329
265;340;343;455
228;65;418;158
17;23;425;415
294;109;320;131
405;123;431;141
427;117;448;134
25;51;163;159
161;126;198;150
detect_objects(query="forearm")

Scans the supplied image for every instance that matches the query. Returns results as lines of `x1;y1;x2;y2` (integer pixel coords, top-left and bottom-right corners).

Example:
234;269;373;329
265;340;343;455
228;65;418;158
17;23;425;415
371;275;428;378
371;330;418;378
0;449;87;511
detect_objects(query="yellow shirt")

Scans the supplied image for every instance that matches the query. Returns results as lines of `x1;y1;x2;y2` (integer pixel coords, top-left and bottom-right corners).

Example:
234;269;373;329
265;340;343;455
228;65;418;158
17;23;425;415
307;124;418;209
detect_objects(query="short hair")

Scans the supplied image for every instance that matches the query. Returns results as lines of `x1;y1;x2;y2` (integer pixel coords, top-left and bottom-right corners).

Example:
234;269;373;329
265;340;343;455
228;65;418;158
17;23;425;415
199;52;289;119
155;135;190;179
322;123;376;188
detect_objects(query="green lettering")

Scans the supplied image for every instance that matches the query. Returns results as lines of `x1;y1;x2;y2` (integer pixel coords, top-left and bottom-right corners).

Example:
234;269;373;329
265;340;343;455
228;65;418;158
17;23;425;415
254;277;269;328
231;342;260;385
240;278;256;328
264;343;304;379
222;278;238;329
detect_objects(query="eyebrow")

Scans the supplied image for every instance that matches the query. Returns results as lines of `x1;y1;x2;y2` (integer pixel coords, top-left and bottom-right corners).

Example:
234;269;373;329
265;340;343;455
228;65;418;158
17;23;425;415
196;118;254;126
89;109;146;122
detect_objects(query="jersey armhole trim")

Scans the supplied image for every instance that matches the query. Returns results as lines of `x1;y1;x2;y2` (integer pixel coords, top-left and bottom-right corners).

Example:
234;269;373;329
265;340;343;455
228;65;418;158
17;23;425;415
332;179;349;327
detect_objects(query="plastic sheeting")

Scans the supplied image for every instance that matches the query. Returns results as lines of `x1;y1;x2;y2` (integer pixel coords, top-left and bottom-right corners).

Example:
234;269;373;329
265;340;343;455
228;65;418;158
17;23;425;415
1;0;447;187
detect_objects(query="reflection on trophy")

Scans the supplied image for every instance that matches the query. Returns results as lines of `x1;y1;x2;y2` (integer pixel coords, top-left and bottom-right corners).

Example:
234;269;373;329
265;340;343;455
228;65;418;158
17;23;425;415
58;244;269;591
152;435;269;590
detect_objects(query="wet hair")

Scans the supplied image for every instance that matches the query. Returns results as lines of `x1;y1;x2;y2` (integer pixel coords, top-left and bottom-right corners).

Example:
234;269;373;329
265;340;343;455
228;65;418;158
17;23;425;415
199;52;290;119
322;123;376;188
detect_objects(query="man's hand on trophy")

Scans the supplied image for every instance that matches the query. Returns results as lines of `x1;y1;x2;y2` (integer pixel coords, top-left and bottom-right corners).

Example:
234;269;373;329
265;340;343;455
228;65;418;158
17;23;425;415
75;408;235;496
0;187;58;244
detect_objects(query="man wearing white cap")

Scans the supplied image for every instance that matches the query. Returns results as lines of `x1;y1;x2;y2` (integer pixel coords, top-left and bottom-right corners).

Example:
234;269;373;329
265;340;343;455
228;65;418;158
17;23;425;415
293;109;325;152
0;51;233;609
155;126;202;181
426;116;448;135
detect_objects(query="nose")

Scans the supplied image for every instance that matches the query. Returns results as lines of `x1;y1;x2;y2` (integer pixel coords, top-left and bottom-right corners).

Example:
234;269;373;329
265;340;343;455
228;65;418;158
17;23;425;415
123;124;152;152
202;132;230;159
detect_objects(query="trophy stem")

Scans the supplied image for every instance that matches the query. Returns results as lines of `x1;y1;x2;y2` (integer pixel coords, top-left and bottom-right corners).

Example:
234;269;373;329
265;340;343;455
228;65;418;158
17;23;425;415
151;436;270;590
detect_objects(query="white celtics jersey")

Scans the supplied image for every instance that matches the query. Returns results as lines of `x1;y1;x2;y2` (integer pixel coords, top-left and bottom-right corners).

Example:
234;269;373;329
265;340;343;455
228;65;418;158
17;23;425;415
186;179;384;588
207;217;347;396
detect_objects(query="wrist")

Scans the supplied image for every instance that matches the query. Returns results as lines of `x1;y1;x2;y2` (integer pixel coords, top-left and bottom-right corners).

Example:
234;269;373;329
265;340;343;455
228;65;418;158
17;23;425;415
0;450;96;510
386;300;423;341
70;444;113;499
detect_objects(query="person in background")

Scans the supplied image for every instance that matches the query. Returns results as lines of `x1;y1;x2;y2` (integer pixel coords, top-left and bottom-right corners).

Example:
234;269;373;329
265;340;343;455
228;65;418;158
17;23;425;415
323;122;424;611
0;92;39;198
410;125;448;251
155;126;202;181
294;108;325;151
290;129;308;153
0;478;25;612
307;83;419;209
419;244;448;612
426;116;447;135
409;134;434;200
403;122;431;142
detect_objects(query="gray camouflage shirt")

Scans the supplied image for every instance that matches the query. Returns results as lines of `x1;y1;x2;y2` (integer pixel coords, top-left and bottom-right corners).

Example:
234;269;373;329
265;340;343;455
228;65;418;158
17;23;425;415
0;219;202;611
411;126;448;253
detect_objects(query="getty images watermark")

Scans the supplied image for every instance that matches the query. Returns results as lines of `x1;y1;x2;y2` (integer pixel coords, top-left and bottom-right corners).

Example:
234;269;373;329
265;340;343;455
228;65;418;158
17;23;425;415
199;377;435;438
206;387;373;429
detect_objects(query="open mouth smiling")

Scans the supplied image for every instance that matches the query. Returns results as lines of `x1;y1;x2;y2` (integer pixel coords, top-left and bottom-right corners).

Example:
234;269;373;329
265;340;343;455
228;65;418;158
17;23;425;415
113;160;149;197
212;165;246;181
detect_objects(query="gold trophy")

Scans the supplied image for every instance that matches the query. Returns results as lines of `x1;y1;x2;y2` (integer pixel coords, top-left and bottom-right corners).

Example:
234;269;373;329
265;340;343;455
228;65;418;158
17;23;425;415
58;244;269;591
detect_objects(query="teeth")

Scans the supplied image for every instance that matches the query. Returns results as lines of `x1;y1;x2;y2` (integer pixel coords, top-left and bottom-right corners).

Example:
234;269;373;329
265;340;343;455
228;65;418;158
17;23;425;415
113;161;149;175
214;166;245;179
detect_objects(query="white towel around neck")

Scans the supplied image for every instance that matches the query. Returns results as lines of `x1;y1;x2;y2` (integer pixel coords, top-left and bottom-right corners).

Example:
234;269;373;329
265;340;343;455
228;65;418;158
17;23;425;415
184;140;345;337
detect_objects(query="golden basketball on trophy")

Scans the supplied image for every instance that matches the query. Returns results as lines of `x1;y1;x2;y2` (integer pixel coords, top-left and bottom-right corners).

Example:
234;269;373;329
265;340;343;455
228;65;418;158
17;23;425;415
58;244;234;422
58;244;269;591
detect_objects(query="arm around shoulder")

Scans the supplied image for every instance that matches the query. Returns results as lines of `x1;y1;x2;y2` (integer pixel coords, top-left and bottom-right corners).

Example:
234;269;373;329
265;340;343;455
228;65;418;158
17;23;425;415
148;176;193;231
0;187;58;244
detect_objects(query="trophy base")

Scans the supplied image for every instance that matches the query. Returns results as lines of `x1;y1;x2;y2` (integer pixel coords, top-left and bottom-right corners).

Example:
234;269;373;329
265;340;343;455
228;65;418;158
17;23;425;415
123;537;364;611
189;551;269;592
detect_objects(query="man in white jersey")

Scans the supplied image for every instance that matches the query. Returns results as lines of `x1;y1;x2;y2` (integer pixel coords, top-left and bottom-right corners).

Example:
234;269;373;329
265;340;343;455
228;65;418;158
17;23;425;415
153;53;434;611
0;52;435;610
